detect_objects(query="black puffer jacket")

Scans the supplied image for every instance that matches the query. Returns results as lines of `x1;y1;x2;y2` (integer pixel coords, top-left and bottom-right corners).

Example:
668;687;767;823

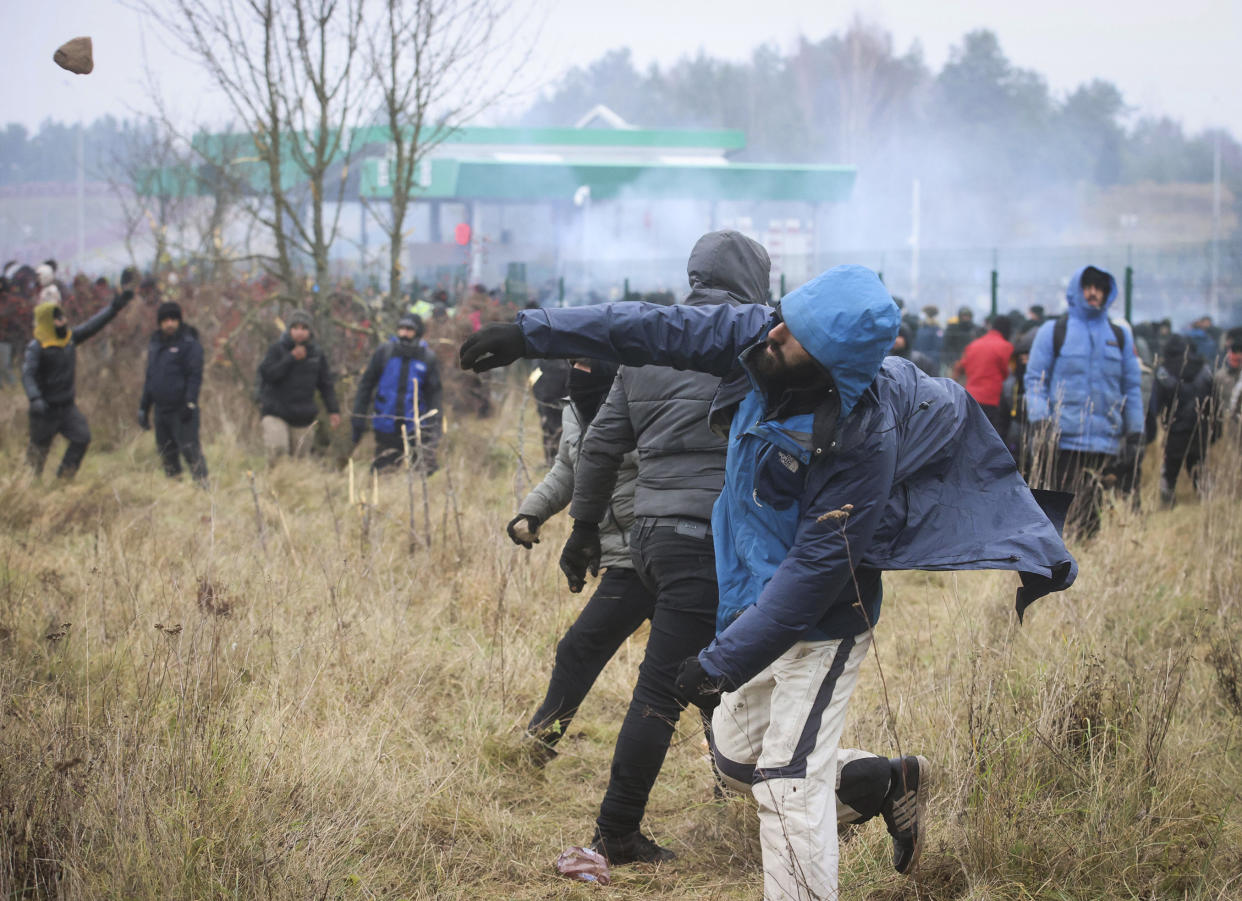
569;230;770;524
1149;336;1215;439
22;292;131;407
141;324;204;412
257;332;340;426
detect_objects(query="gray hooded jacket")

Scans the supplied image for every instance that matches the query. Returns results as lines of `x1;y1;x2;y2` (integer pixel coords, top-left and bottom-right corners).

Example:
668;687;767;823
518;400;638;570
569;230;770;524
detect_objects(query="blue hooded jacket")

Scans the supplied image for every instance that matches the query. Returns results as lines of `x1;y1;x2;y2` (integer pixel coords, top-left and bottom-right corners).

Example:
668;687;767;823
516;265;1076;688
1024;266;1144;454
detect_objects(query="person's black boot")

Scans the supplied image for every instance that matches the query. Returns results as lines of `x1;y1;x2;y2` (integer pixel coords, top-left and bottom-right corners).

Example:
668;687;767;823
590;828;676;865
880;755;931;875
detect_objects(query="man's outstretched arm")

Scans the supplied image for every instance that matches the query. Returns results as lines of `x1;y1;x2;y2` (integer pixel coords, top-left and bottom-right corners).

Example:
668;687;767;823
461;301;771;376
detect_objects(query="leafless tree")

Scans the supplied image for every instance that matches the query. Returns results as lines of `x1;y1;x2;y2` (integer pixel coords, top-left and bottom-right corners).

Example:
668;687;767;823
366;0;531;308
103;117;191;269
135;0;369;310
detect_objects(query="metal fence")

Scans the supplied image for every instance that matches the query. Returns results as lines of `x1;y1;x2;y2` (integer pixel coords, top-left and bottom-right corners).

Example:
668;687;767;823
516;239;1242;327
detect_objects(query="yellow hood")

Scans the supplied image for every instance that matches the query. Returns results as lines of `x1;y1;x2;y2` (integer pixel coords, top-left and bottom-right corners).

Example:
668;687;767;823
33;302;71;348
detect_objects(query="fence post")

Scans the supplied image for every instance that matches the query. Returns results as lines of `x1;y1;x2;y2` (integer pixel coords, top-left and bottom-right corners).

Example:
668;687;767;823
990;248;998;319
558;276;565;306
1124;265;1134;324
780;273;786;298
624;277;630;301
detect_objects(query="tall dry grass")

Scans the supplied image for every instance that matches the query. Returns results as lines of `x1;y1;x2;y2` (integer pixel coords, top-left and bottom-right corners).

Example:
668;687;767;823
1;367;1240;900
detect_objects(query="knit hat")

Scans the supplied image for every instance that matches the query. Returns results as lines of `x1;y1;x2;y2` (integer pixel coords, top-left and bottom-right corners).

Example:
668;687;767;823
157;301;182;323
287;309;313;331
397;313;424;337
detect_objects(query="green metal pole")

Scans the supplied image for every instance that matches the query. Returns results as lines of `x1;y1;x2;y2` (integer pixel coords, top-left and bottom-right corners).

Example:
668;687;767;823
558;276;565;306
780;273;786;298
624;277;630;301
1124;266;1134;324
990;249;998;319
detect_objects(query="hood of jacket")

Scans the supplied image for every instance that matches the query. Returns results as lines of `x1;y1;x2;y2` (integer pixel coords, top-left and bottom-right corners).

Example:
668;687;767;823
1066;264;1118;320
684;230;771;307
778;264;900;418
33;301;70;348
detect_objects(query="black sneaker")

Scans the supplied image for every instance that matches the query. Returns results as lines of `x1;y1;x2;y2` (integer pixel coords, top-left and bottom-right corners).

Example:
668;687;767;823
880;755;930;875
590;828;676;865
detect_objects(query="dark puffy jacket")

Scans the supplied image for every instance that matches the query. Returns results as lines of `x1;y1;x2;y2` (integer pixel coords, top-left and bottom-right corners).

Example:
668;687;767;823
140;324;203;412
1149;337;1215;439
22;293;130;407
570;230;769;524
352;337;442;439
257;333;340;427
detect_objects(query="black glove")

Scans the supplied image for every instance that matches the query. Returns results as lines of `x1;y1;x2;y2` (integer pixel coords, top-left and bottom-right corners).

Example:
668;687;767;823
112;288;134;310
351;419;366;446
506;514;541;549
675;656;731;713
29;397;48;417
137;408;151;430
1117;432;1143;467
559;519;601;593
459;323;526;372
181;402;196;423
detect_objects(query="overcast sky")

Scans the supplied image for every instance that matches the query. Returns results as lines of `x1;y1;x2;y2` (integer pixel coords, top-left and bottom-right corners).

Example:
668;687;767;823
12;0;1242;141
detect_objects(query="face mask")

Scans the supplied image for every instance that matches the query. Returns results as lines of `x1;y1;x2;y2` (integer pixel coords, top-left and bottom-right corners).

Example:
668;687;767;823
54;324;68;339
568;362;617;425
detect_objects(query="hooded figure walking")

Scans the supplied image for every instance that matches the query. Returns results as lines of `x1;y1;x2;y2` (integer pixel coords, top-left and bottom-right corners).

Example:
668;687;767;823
139;301;208;484
257;309;340;460
22;267;136;478
462;263;1077;900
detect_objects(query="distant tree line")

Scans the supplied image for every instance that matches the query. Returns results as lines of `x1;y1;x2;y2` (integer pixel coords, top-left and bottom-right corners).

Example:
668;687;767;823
522;24;1242;246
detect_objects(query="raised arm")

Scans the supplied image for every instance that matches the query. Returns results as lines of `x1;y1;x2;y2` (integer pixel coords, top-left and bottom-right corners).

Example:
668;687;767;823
462;301;772;376
72;289;132;344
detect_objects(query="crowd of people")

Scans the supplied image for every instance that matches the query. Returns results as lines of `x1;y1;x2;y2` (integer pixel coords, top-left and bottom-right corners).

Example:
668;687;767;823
0;260;521;482
899;279;1242;532
4;244;1240;900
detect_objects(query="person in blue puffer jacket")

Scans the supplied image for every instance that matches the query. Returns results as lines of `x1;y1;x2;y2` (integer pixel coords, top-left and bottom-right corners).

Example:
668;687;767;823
461;264;1076;900
351;313;442;473
1024;265;1144;538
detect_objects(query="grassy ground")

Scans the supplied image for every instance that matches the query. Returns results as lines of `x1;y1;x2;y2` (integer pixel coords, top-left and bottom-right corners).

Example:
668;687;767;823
1;374;1240;900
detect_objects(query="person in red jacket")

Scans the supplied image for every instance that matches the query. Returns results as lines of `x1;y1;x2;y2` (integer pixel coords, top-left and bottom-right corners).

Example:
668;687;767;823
954;313;1014;435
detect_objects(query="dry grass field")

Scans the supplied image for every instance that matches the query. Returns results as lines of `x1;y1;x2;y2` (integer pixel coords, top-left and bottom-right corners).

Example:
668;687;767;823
1;368;1240;900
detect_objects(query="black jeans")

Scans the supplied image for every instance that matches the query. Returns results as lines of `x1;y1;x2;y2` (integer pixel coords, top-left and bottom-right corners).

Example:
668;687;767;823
154;408;208;482
596;519;720;838
1052;450;1114;539
1161;429;1207;501
527;567;655;745
28;403;90;478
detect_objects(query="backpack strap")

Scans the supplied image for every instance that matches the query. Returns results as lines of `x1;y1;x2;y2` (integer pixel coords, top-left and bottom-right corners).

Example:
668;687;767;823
1050;312;1127;371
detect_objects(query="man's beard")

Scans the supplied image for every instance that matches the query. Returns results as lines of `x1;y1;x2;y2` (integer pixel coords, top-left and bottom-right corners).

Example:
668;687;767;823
752;340;825;395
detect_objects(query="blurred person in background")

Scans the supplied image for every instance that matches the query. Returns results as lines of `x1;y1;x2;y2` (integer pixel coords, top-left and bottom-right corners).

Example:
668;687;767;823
1024;266;1144;538
350;313;441;473
22;267;136;478
1148;334;1216;507
912;304;943;373
1000;329;1036;471
940;305;978;372
890;324;939;377
138;301;208;485
953;313;1014;435
256;309;340;460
